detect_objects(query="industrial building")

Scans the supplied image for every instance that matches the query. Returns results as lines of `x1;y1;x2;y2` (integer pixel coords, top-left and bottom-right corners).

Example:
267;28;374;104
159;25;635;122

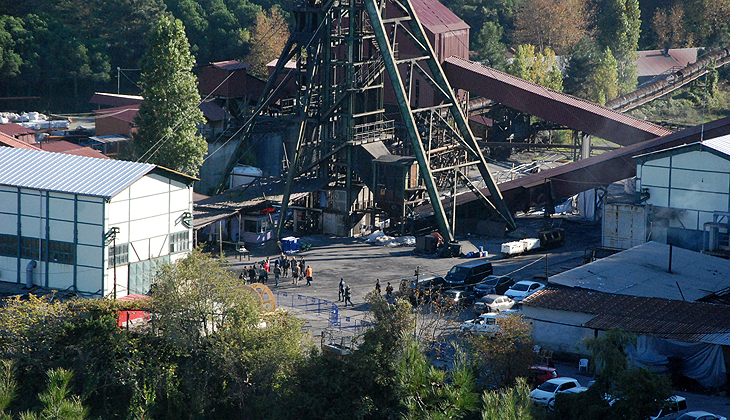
0;148;195;298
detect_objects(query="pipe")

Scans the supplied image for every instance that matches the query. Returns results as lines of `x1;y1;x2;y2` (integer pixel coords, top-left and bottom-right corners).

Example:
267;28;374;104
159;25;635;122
25;260;37;288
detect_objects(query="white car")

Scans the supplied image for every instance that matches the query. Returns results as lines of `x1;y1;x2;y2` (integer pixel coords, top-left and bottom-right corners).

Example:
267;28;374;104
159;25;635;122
460;312;505;336
505;281;545;302
676;412;727;420
529;377;581;407
473;294;515;313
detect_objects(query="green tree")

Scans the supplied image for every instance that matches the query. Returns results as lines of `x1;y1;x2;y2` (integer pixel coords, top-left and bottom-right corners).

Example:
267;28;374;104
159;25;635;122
397;339;479;420
475;21;508;71
509;44;563;92
133;15;207;176
513;0;589;54
480;377;535;420
464;313;535;389
598;0;641;94
0;363;86;420
565;38;619;105
0;16;23;78
245;8;290;78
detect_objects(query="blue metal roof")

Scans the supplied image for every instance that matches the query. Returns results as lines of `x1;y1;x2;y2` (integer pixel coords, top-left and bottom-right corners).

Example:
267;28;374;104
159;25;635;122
0;148;156;199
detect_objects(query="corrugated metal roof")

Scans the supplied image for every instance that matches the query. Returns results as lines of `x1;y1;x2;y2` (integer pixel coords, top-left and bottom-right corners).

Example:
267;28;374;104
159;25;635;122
209;60;250;71
0;123;36;137
40;141;110;159
523;288;730;344
411;0;469;33
89;92;144;107
0;132;41;150
0;147;155;198
636;48;699;77
199;101;232;121
443;57;673;144
703;134;730;156
633;133;730;161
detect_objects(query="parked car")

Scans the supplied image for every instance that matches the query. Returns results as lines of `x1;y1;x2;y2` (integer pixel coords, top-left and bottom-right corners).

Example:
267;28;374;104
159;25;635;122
505;280;545;302
650;395;688;420
473;275;515;297
438;289;476;308
528;365;559;387
400;275;446;304
473;294;515;313
460;312;503;336
529;377;581;407
676;412;727;420
445;259;493;287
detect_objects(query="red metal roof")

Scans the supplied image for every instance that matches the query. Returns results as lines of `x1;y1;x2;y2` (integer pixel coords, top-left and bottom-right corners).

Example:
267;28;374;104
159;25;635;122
411;0;469;33
524;288;730;344
40;141;110;159
208;60;250;71
89;92;144;107
0;132;41;150
0;123;35;137
443;56;673;145
636;48;699;78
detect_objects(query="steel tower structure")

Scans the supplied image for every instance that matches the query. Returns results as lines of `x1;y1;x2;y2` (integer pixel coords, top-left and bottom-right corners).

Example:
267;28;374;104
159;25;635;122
218;0;516;241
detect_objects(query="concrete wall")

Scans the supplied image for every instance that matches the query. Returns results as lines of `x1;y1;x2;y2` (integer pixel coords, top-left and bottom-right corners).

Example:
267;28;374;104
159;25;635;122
521;306;597;354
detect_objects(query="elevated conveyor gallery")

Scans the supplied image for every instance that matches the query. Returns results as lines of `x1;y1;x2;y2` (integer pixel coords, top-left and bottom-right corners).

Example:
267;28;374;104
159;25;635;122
443;57;673;145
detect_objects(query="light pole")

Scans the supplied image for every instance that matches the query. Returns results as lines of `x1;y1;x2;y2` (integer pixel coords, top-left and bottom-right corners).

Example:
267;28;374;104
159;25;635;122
105;227;120;299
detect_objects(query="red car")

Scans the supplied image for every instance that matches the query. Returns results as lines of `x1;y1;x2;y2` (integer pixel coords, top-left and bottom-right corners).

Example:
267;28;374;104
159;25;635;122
529;365;559;387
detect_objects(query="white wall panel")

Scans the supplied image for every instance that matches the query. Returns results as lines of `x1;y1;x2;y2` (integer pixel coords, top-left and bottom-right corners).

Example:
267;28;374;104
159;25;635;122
129;215;169;242
110;186;130;203
170;189;190;213
47;263;73;291
0;213;17;235
0;189;17;214
148;235;168;259
641;165;670;188
129;241;149;263
0;256;18;283
130;194;169;220
77;244;103;268
48;196;75;221
646;186;670;207
672;150;730;172
671;168;729;194
20;215;44;237
20;190;42;217
76;267;103;296
108;200;130;226
49;220;74;242
77;223;103;246
670;209;699;229
77;199;103;224
130;174;169;199
670;189;728;212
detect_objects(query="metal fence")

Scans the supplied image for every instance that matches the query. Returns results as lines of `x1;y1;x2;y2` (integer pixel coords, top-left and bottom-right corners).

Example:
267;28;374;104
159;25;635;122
273;290;371;333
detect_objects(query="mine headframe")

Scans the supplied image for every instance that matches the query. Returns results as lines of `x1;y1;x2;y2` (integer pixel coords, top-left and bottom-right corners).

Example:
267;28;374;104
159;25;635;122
219;0;516;241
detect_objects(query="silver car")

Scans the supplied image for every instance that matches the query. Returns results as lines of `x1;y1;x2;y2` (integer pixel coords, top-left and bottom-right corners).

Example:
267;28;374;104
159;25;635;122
473;294;515;313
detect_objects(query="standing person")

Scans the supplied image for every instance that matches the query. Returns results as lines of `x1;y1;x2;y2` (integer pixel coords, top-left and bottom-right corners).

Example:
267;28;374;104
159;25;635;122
338;278;345;301
273;264;281;286
292;263;299;285
259;266;267;284
264;258;270;273
248;266;256;284
385;282;393;297
239;270;245;280
375;279;381;294
305;265;313;286
344;285;353;307
299;257;305;277
282;256;290;276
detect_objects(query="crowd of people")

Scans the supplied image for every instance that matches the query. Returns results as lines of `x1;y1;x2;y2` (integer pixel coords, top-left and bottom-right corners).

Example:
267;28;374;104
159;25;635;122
239;254;396;308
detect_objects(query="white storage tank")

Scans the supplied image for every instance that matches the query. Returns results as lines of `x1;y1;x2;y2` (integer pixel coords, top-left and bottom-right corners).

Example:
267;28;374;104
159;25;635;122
229;165;262;189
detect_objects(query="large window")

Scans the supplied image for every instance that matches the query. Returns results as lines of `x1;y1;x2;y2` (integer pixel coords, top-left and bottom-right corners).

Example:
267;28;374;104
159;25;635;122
0;234;74;265
169;231;190;254
108;243;129;268
243;218;270;234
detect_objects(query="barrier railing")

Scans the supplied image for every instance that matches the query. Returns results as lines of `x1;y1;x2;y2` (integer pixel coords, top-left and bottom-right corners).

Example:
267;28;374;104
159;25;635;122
273;290;371;333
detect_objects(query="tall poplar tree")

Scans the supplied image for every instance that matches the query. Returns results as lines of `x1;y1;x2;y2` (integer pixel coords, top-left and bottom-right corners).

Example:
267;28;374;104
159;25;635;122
598;0;641;94
133;15;207;177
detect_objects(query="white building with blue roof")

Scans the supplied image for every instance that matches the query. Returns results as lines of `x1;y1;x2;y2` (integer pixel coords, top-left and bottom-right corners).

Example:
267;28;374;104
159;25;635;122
0;148;196;298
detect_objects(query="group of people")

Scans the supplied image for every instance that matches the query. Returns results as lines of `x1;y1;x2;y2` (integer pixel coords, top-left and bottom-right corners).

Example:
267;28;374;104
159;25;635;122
240;255;314;287
338;278;353;307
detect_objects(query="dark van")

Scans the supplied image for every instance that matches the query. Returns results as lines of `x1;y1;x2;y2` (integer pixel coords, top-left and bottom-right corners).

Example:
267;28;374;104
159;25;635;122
445;259;493;287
